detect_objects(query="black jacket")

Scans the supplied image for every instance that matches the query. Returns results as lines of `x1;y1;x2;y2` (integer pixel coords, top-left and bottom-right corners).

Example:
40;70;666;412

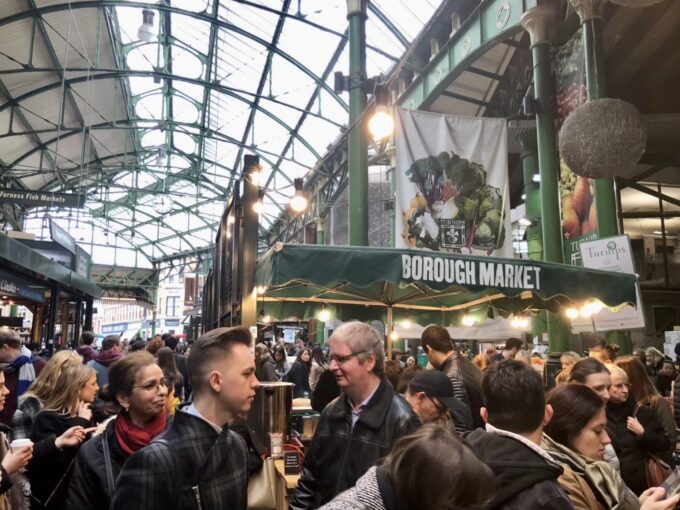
174;352;191;400
286;361;312;398
256;356;279;382
606;395;671;495
440;352;484;429
464;429;573;510
110;410;249;510
28;411;93;510
311;369;340;413
67;419;129;510
289;378;421;509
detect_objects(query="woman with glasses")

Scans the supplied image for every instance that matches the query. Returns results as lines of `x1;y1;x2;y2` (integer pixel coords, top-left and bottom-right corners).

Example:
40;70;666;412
27;364;99;510
544;384;678;510
67;352;168;510
319;424;493;510
606;364;670;496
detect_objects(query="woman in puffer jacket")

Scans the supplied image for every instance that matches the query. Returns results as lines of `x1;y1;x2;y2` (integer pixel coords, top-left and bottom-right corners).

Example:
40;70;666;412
319;424;493;510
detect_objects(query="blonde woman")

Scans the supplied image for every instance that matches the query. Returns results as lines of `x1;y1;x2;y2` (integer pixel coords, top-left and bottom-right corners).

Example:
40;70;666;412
27;364;98;510
555;351;581;386
10;350;82;441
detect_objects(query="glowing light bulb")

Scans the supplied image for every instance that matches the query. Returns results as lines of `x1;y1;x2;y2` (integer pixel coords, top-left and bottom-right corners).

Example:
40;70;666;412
565;307;579;319
389;330;399;340
462;315;476;327
290;194;308;212
318;308;331;322
368;106;394;140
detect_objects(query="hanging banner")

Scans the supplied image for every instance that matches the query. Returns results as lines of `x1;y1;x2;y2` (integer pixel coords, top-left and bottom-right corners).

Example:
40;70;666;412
579;235;645;331
395;108;512;257
555;29;597;266
0;188;85;208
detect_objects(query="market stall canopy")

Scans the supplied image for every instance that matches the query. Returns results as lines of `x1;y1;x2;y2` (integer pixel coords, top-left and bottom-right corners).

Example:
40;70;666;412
256;243;637;313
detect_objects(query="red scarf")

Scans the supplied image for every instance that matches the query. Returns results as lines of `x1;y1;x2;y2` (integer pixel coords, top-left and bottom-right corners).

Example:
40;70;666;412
115;411;167;456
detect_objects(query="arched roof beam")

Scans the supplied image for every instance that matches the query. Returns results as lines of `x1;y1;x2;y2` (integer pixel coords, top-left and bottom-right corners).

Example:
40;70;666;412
0;71;331;169
366;2;410;49
6;119;311;188
0;2;349;112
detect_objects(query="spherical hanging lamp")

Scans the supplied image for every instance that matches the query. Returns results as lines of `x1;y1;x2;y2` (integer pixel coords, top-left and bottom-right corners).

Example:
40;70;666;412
558;98;646;179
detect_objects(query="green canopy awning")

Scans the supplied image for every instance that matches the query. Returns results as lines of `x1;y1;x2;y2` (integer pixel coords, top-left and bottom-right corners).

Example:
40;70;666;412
256;243;637;313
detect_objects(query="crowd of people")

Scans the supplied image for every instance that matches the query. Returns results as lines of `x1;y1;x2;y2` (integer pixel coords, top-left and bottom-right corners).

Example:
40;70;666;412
0;324;679;509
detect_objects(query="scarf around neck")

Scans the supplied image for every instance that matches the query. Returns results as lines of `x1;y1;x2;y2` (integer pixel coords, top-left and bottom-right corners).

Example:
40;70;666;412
115;410;167;456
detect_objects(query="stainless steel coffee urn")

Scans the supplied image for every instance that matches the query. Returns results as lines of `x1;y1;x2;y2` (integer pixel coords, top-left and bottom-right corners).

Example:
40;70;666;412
247;382;294;458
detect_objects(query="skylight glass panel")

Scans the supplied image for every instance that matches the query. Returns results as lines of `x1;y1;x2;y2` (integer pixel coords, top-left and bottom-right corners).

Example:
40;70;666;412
277;20;341;77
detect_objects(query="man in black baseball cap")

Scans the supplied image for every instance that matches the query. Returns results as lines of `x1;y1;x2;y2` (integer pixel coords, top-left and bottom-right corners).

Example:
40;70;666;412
404;369;474;433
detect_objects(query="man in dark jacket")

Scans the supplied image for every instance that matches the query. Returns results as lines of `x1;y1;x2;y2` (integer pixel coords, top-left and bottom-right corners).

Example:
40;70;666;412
465;360;573;509
421;325;484;428
75;331;98;364
0;329;47;426
289;322;421;509
111;326;259;510
164;334;191;399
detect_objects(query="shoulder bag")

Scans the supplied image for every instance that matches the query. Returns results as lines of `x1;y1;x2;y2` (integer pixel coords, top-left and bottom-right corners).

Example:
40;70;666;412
634;403;671;487
245;427;277;510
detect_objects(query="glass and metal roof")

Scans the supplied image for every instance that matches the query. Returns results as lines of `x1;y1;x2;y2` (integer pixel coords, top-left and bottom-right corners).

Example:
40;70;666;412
0;0;442;268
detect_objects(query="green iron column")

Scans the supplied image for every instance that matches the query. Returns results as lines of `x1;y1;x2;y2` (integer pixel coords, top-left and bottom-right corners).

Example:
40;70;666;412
521;5;570;353
347;0;369;246
572;0;618;238
571;0;629;353
519;129;548;339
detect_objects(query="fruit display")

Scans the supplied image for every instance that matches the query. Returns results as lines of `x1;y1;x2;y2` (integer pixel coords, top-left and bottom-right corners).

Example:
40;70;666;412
401;151;506;252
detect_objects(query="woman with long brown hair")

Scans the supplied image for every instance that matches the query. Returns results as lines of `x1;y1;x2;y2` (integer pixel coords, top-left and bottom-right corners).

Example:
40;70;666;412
156;346;184;401
615;356;677;469
27;364;98;510
68;352;168;510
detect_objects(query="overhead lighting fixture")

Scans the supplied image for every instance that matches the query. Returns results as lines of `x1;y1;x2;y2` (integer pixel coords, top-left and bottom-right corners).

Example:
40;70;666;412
137;9;156;43
400;318;412;329
521;193;526;201
532;174;540;183
318;305;331;322
461;315;477;327
389;330;399;341
368;85;394;140
565;307;579;319
290;178;308;213
253;189;265;214
250;169;261;186
259;310;271;324
510;315;529;329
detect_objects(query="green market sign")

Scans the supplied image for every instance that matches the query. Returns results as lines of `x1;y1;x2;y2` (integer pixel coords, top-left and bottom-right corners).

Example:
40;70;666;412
0;188;85;208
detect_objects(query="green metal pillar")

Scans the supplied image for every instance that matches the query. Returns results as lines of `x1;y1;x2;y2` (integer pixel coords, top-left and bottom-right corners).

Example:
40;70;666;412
46;286;59;345
151;287;158;336
347;0;369;246
521;5;570;353
576;1;618;238
572;0;629;353
519;130;548;340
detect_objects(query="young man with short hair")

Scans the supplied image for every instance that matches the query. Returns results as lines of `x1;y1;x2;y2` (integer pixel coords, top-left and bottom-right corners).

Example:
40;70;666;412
75;331;97;364
421;325;484;428
86;335;123;388
0;330;47;426
491;338;524;363
289;322;420;509
465;360;573;509
111;326;259;510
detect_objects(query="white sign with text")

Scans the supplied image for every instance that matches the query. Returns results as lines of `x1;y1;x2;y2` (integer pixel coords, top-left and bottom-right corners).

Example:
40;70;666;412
579;235;645;331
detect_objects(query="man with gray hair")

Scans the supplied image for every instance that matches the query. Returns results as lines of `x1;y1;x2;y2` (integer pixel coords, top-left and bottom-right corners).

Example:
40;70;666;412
289;322;421;509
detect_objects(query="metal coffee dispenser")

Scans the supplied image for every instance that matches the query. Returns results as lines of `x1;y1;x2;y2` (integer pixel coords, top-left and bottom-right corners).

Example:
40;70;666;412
248;382;294;458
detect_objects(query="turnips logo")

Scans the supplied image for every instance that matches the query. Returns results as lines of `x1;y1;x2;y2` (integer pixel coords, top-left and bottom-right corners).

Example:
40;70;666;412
586;241;626;263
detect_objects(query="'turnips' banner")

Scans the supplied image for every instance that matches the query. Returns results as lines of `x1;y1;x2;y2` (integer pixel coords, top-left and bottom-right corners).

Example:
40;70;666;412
395;108;511;257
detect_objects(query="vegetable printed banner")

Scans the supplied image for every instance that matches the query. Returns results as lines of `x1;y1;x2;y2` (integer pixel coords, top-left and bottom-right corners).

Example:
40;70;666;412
395;108;512;257
556;29;597;266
